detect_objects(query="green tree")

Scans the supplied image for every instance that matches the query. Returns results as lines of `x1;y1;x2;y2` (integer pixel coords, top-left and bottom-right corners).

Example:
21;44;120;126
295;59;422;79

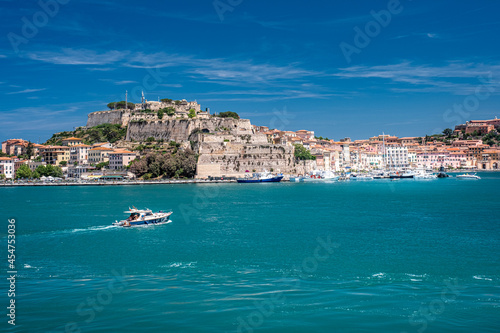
146;137;155;143
443;128;453;137
0;174;6;180
188;108;196;118
26;141;34;158
15;164;32;179
293;144;316;160
161;98;173;103
115;101;135;110
107;102;116;110
157;109;164;119
59;160;67;166
96;161;109;169
217;111;239;119
35;165;47;176
166;107;175;116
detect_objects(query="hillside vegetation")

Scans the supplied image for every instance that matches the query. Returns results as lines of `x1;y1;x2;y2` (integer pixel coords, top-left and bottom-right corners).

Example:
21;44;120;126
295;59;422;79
45;124;127;145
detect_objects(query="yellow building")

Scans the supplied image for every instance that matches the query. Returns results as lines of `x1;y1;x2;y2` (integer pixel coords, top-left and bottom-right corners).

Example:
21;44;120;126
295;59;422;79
39;146;71;165
61;137;83;146
88;147;114;165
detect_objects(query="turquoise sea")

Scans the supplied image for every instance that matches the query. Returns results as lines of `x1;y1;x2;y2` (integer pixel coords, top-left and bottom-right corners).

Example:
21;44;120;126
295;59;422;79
1;173;499;332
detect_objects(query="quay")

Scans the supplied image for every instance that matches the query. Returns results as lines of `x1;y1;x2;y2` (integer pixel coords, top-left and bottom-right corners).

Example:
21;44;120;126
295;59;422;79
0;179;239;187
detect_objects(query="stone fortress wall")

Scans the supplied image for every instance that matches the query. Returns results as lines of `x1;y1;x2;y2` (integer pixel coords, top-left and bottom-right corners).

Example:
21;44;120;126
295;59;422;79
86;99;302;178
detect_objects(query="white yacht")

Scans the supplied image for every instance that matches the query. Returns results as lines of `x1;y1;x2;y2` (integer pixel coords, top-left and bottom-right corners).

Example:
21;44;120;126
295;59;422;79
113;207;173;227
456;173;481;180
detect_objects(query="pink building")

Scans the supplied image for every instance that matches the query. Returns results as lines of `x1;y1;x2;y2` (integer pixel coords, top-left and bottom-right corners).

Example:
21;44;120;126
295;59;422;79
109;150;137;170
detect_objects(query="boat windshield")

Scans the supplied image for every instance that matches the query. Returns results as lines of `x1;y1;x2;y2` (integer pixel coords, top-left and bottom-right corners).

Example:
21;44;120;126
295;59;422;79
128;213;140;221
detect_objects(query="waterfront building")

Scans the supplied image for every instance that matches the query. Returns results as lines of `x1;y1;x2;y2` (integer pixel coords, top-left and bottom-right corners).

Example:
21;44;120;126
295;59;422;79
109;150;137;170
338;141;351;170
0;157;15;179
385;145;409;169
478;149;499;170
70;144;91;165
468;144;492;160
67;165;96;178
39;146;71;165
88;147;114;165
408;151;417;167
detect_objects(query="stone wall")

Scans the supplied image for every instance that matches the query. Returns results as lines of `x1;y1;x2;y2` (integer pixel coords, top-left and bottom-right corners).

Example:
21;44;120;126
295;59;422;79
126;118;254;142
87;110;129;127
196;141;298;178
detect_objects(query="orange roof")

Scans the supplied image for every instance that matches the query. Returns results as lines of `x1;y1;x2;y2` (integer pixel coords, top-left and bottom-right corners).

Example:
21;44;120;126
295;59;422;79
111;150;135;154
89;147;114;151
62;137;82;141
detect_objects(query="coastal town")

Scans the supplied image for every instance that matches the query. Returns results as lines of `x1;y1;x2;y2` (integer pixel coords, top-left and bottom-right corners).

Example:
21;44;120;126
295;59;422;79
1;98;499;182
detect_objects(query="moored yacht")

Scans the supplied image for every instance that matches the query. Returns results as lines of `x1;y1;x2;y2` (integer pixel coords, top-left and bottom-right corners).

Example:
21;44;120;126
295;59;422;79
237;170;284;183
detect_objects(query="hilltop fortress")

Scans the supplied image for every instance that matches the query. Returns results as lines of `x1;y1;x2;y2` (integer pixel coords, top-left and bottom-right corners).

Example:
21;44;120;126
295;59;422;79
86;99;302;177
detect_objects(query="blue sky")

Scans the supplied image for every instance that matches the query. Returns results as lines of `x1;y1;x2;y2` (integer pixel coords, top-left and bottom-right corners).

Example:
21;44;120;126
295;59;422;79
1;0;500;143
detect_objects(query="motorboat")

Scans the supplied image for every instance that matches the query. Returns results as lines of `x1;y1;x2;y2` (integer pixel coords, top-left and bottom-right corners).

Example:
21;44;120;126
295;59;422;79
456;173;481;179
414;172;437;179
322;171;339;181
389;170;415;179
414;169;437;179
351;174;374;180
237;170;284;183
113;207;172;227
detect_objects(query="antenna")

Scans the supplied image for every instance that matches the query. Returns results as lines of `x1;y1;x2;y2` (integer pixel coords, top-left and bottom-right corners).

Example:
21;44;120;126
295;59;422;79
125;90;128;110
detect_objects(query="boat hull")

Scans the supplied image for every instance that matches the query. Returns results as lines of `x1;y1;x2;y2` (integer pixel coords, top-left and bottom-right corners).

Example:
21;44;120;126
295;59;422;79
237;176;283;183
114;211;172;227
389;175;414;179
127;216;170;226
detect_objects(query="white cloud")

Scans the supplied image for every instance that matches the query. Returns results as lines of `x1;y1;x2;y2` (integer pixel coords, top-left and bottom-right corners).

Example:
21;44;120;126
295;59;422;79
114;80;137;85
27;49;126;65
334;61;500;94
6;88;47;95
25;48;321;88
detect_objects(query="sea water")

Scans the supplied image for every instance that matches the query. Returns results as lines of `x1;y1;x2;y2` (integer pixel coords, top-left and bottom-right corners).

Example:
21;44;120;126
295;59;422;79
1;173;499;332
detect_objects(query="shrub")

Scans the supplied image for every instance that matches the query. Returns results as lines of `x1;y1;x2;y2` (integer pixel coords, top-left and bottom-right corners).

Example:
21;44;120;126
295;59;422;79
217;111;239;119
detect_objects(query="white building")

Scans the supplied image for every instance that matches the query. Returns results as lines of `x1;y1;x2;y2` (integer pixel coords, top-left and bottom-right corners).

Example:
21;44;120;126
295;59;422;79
385;145;409;169
0;157;15;179
70;144;91;165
